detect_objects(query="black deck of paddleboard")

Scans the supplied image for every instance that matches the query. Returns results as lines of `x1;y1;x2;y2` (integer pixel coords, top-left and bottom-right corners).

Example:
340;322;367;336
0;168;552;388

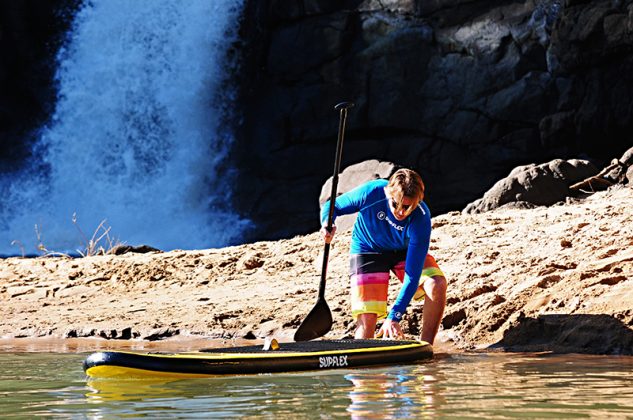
83;339;433;377
199;339;416;353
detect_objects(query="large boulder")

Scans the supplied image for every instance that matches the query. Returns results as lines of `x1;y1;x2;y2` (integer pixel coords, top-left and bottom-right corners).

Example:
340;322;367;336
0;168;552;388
620;147;633;185
319;159;397;231
621;147;633;166
463;159;599;214
568;147;633;192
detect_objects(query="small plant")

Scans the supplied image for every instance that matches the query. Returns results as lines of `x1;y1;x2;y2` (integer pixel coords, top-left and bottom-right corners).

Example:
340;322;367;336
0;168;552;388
10;240;25;258
72;213;124;257
35;224;71;258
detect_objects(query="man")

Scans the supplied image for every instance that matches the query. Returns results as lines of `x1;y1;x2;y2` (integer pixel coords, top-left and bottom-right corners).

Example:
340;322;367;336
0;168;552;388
320;168;447;344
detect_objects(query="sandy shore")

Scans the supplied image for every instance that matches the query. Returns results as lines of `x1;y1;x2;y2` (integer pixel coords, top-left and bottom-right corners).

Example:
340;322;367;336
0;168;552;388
1;186;632;354
0;337;255;353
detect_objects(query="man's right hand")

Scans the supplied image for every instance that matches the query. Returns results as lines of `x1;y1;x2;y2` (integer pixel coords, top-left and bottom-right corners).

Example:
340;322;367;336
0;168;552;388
320;225;337;243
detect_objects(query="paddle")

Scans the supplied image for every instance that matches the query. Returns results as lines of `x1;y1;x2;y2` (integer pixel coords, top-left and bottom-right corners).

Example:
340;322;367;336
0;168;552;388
294;101;354;342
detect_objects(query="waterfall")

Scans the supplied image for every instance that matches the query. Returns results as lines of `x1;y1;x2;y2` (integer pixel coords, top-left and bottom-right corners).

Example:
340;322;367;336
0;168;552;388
0;0;249;256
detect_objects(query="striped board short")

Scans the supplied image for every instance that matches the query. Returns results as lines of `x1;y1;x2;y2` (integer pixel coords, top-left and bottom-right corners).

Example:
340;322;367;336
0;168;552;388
350;251;444;320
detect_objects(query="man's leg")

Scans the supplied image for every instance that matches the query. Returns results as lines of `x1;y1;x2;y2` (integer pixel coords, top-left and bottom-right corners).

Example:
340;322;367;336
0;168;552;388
392;254;447;344
355;313;378;339
421;275;447;344
350;254;390;339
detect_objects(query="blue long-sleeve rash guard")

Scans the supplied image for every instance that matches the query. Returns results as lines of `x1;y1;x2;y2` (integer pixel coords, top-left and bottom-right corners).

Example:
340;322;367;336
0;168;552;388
320;179;432;322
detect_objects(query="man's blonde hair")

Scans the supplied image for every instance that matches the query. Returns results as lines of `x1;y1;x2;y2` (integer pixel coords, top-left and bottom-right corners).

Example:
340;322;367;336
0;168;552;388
386;168;425;204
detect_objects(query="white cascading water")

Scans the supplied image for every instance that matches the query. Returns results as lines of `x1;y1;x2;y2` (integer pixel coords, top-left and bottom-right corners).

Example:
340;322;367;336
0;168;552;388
0;0;249;255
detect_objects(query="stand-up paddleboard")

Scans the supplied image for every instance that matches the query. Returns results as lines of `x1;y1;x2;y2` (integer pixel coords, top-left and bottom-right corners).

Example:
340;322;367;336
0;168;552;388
84;339;433;378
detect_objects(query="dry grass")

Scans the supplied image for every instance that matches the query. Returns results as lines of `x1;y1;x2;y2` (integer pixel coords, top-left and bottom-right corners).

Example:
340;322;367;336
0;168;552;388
71;213;123;257
15;213;125;258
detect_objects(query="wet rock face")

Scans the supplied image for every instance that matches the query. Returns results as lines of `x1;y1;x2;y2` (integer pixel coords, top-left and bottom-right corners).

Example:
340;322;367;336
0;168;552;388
235;0;633;241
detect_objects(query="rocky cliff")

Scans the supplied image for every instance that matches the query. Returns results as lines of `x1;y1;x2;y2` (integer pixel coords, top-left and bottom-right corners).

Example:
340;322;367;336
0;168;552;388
0;0;76;172
235;0;633;240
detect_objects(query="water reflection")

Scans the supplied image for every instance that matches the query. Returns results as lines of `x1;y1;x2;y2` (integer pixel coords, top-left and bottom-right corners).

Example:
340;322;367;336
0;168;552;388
85;372;353;417
86;378;181;402
346;371;426;418
343;356;449;419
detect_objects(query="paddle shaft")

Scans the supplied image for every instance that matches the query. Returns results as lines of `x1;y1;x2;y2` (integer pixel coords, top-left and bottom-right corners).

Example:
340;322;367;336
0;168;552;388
293;101;354;342
318;103;351;300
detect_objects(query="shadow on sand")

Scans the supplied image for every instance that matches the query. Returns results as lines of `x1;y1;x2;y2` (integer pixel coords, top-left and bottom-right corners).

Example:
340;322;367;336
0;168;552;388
491;313;633;355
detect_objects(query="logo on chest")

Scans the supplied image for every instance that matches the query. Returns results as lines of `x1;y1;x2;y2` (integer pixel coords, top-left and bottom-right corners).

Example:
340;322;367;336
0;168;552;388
376;211;404;231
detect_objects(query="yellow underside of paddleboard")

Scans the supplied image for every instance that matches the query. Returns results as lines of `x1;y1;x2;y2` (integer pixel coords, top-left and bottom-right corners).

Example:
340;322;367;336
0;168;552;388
85;365;213;379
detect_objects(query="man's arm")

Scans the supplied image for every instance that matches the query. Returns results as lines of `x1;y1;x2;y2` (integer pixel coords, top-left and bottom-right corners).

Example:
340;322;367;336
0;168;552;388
320;181;376;226
386;213;432;322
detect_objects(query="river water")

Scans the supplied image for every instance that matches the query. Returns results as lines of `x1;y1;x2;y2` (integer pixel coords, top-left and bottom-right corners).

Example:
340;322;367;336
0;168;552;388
2;346;632;418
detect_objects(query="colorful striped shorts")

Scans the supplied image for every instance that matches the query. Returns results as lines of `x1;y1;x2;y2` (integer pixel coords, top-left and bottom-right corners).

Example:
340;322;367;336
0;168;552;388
350;251;444;320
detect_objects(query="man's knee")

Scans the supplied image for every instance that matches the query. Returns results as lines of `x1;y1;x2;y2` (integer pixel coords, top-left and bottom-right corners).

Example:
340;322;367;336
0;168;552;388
355;313;378;339
356;313;378;326
424;276;447;299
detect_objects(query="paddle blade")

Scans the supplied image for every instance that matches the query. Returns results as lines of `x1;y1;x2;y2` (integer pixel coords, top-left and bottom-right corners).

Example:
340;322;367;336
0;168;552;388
294;299;333;342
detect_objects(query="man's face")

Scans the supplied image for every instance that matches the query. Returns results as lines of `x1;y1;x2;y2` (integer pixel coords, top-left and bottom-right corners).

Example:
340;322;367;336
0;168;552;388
388;195;417;221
